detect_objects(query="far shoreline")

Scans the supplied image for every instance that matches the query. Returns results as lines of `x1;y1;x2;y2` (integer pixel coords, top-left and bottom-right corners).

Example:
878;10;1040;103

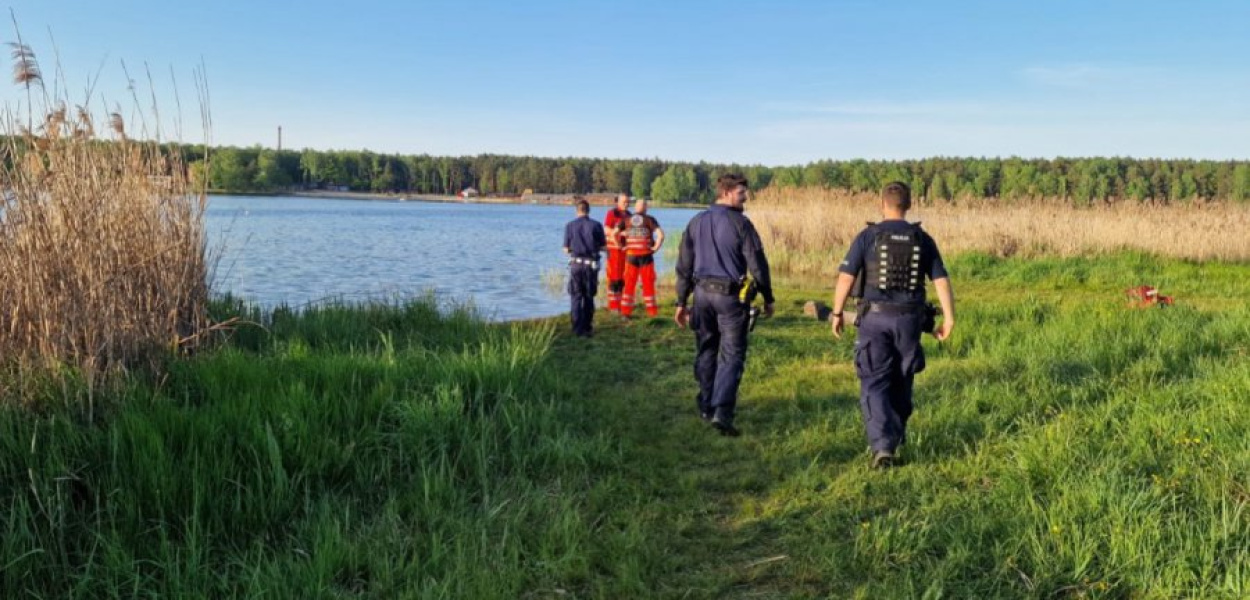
209;189;701;209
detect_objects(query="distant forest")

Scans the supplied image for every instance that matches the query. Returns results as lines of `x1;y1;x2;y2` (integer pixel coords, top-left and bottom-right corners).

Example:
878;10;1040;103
184;145;1250;204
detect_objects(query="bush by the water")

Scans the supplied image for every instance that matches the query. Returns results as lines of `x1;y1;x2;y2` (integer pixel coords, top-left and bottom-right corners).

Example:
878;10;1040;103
0;38;209;408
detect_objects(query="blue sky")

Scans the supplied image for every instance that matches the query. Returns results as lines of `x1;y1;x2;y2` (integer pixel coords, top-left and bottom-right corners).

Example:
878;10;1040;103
4;0;1248;164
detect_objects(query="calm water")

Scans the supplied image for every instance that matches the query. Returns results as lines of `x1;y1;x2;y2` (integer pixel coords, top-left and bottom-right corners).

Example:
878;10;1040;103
207;195;700;321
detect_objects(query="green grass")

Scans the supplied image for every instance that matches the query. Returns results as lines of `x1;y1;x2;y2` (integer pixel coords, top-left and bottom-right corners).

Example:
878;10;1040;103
2;252;1249;598
1;298;633;597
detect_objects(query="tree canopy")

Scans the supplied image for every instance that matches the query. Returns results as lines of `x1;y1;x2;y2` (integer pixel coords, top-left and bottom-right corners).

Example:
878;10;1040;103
166;143;1250;205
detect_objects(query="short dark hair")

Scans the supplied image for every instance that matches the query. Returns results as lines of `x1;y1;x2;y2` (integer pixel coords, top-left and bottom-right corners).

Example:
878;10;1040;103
717;173;749;196
881;181;911;211
575;199;590;214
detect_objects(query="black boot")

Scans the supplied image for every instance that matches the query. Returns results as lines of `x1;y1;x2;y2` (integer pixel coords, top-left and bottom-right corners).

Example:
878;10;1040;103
697;394;712;421
711;408;740;437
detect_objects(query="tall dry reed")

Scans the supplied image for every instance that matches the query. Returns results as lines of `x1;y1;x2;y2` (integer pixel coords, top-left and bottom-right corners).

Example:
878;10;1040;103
749;187;1250;277
0;35;210;408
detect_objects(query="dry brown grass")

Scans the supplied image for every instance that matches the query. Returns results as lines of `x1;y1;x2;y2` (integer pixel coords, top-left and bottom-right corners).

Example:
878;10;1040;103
748;187;1250;277
0;36;210;409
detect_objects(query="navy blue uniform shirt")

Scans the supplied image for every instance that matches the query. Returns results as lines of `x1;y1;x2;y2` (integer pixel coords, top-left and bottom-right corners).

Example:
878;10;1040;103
838;219;947;305
564;215;606;258
675;204;774;306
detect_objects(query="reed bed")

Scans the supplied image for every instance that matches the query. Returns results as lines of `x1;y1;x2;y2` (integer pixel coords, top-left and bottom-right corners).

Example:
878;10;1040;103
0;38;209;407
749;187;1250;278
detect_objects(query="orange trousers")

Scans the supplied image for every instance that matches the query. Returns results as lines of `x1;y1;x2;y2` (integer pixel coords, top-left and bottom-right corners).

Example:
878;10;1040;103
621;260;658;317
606;248;626;312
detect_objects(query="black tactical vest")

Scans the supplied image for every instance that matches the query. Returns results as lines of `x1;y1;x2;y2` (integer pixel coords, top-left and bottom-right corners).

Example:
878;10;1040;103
852;222;926;298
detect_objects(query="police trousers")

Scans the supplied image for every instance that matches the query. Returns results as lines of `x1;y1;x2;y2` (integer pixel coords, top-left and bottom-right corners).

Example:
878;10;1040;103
691;287;749;421
568;263;598;335
855;311;926;453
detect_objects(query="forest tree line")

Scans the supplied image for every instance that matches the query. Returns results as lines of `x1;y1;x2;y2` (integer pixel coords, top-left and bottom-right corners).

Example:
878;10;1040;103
151;144;1250;205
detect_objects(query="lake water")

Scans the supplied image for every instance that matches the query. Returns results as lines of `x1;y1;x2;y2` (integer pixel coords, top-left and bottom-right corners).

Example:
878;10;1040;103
207;195;700;321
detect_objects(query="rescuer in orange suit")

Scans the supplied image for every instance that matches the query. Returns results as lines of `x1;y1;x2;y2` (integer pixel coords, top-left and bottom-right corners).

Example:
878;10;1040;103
603;194;631;312
620;198;665;317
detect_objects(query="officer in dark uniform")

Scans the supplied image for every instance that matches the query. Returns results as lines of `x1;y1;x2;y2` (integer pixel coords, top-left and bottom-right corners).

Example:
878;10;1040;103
831;182;956;468
563;198;607;337
674;173;774;437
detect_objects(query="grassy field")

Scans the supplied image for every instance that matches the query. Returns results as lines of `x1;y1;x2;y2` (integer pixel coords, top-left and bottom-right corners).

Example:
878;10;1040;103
2;252;1248;598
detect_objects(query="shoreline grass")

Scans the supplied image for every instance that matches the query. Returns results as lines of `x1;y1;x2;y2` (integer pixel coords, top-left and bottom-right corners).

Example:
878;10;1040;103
2;251;1248;598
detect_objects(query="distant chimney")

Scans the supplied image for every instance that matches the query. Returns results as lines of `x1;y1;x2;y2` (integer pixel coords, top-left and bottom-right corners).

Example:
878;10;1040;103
277;126;282;152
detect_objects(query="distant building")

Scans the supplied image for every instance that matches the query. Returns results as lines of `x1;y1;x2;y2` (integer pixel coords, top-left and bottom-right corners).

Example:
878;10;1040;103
459;187;479;198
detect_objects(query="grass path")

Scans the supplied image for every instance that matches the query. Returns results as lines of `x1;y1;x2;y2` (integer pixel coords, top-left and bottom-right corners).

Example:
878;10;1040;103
552;311;804;598
548;290;896;598
545;256;1250;598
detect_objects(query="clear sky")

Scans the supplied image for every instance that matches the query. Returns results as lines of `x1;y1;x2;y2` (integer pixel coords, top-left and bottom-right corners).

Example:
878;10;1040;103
3;0;1248;165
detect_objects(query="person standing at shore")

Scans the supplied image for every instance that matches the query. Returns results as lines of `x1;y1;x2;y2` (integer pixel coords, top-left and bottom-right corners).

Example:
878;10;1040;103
674;174;774;436
620;198;665;318
830;181;955;468
563;198;607;337
603;194;632;313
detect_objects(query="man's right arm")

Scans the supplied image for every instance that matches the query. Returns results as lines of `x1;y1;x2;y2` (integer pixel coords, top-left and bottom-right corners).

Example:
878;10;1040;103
674;225;695;307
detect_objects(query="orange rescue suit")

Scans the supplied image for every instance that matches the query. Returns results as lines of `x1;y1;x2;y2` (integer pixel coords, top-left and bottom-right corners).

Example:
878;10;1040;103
603;207;630;312
621;213;660;317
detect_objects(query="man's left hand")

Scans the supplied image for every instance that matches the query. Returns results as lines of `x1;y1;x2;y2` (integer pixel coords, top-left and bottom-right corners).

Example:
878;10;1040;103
763;303;775;318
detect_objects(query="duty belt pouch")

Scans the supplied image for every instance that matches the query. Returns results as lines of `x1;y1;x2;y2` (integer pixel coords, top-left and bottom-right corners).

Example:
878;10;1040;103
698;279;739;296
626;255;654;267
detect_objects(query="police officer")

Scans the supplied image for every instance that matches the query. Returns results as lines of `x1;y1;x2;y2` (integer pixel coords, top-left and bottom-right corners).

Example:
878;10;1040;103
563;198;607;337
831;182;956;468
674;174;774;437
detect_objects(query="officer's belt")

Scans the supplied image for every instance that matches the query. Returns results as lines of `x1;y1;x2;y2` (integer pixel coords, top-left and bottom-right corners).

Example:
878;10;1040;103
697;278;743;296
569;257;599;268
865;302;926;315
